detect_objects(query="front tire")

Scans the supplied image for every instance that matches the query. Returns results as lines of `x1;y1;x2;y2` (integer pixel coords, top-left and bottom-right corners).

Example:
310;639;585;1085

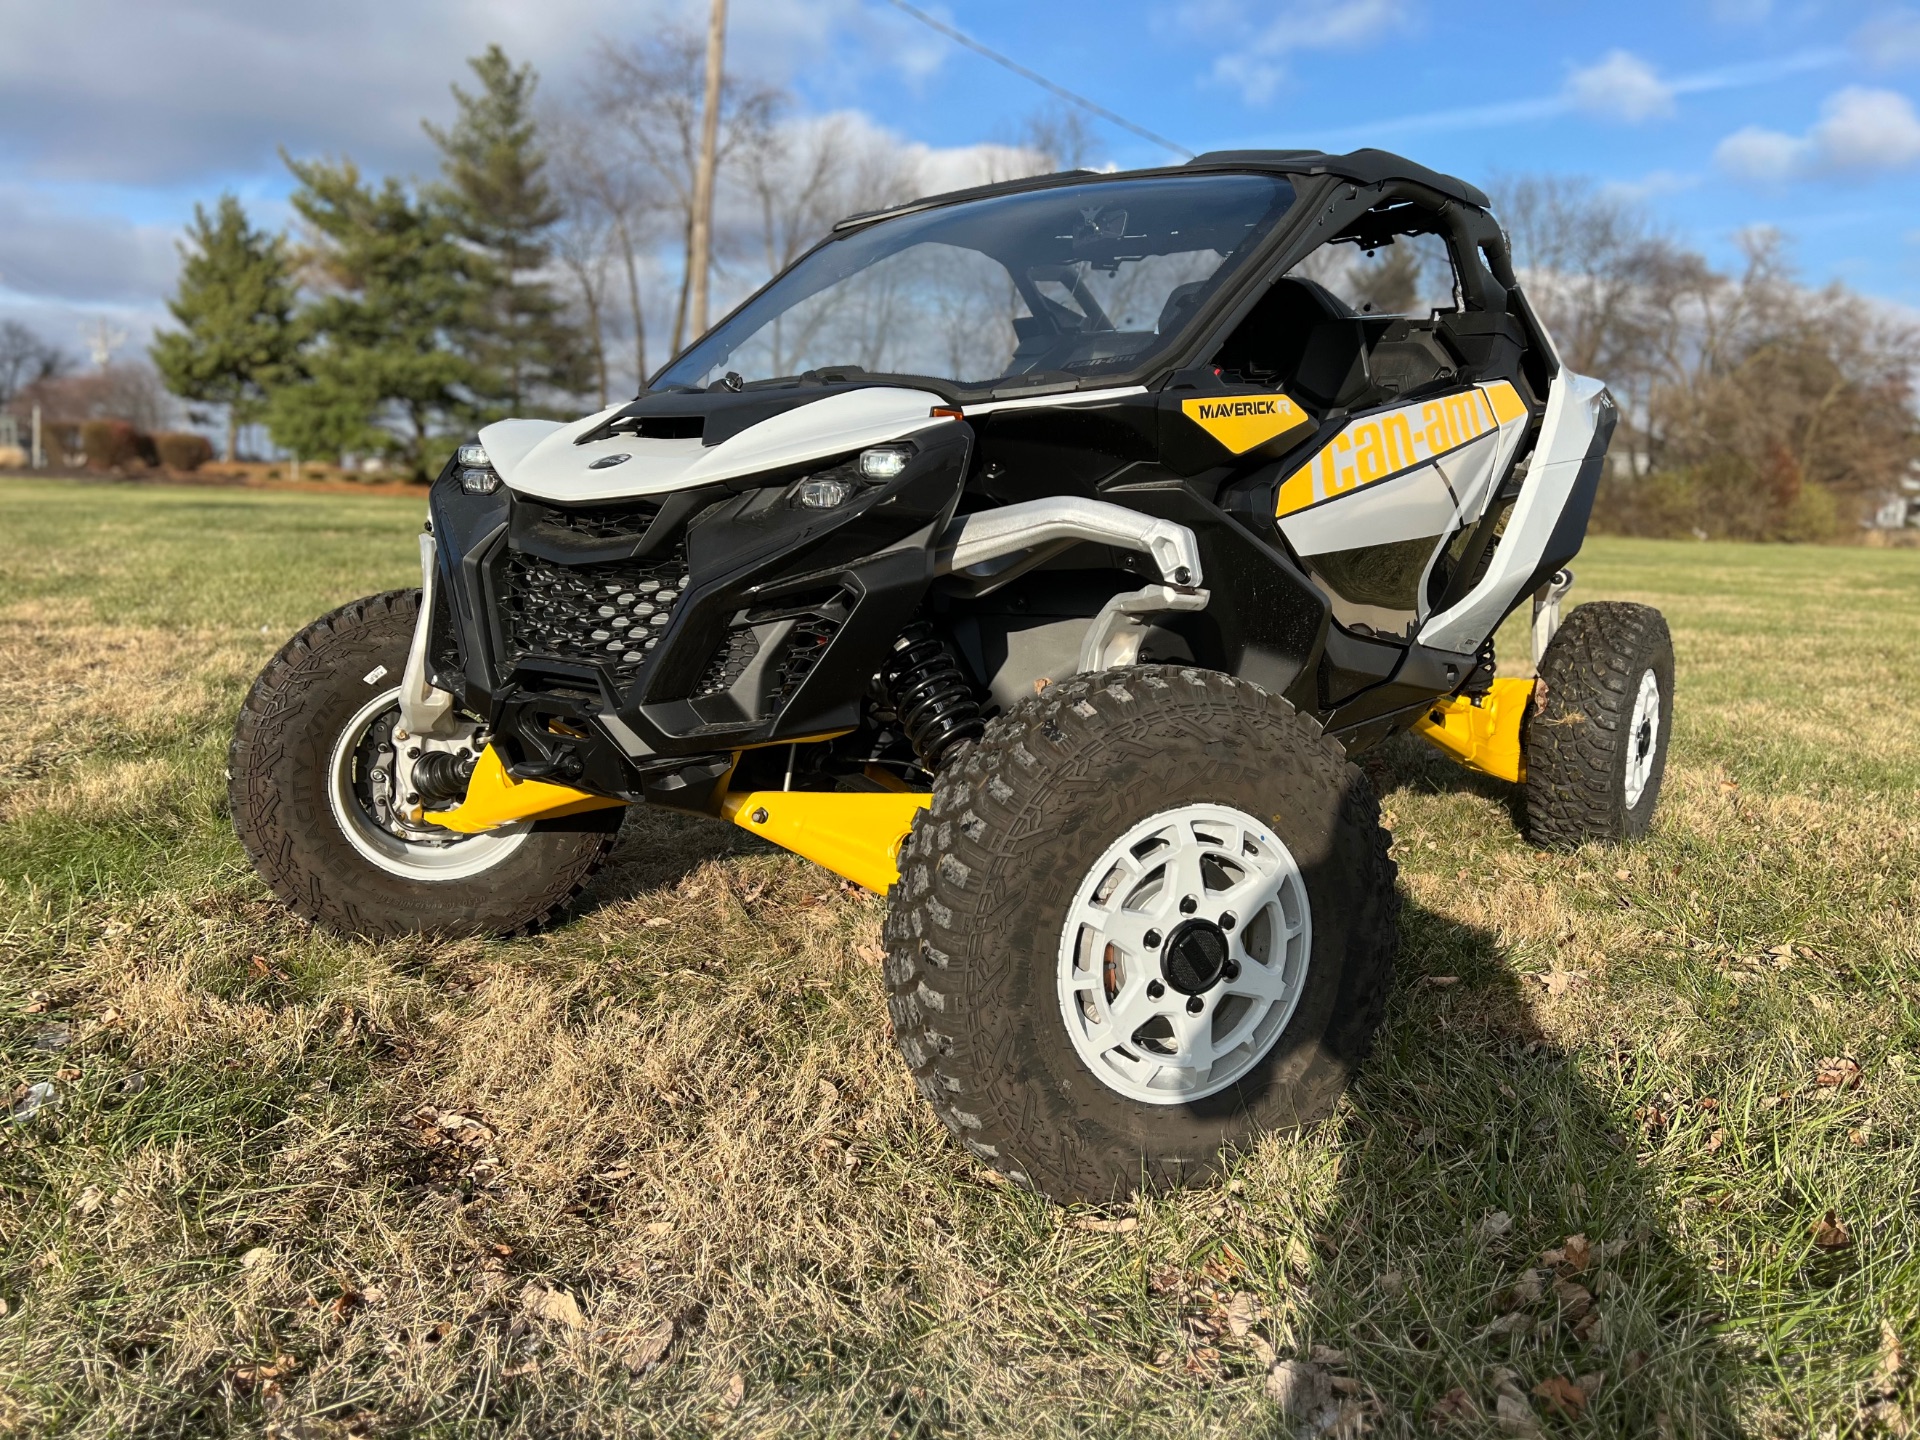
883;666;1398;1203
229;590;621;939
1524;600;1675;847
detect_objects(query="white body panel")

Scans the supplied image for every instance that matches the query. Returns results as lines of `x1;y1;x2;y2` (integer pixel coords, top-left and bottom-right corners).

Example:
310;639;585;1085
482;387;948;504
1418;369;1611;652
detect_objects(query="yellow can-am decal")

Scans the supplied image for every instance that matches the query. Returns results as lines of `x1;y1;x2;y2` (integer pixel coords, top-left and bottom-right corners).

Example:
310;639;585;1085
1274;382;1528;518
1181;393;1311;455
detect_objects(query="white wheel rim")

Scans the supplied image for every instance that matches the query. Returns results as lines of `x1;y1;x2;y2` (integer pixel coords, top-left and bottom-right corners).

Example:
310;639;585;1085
1056;802;1312;1106
327;687;532;881
1624;668;1661;809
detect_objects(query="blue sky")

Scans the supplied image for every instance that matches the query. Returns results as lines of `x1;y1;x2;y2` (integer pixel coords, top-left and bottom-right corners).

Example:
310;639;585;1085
1;0;1917;359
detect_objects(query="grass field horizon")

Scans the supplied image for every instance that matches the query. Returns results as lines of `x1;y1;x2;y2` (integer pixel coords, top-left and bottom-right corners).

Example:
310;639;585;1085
0;477;1914;1438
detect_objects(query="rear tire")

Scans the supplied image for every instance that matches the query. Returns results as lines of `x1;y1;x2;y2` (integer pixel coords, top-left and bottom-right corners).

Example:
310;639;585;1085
229;590;621;939
1524;601;1674;847
883;666;1398;1204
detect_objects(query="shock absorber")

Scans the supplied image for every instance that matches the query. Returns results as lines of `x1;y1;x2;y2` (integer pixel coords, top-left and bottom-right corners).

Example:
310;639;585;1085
881;621;984;771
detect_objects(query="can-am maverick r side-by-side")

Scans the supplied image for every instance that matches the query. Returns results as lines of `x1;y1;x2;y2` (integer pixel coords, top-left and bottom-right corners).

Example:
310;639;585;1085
232;149;1673;1202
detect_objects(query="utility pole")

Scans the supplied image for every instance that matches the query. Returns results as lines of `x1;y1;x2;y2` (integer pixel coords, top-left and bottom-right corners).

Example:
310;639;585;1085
687;0;728;341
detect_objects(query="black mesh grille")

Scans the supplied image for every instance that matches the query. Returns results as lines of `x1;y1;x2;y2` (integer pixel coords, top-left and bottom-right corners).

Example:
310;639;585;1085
500;547;689;684
532;500;662;544
765;615;840;713
693;629;760;699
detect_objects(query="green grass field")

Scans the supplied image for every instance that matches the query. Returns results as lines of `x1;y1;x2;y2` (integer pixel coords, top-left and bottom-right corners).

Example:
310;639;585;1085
0;477;1914;1438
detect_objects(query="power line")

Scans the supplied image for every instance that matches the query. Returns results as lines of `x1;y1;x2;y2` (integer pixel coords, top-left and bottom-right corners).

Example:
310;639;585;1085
881;0;1195;161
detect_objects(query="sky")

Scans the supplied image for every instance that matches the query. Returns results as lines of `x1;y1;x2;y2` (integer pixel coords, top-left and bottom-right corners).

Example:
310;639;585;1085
2;0;1918;365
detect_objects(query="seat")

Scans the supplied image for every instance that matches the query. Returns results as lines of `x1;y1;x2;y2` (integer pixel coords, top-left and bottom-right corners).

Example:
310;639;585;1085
1213;276;1370;410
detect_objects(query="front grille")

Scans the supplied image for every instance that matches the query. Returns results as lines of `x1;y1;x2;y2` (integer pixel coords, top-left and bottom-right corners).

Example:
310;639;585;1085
693;628;760;699
531;500;661;544
766;615;840;712
500;548;689;685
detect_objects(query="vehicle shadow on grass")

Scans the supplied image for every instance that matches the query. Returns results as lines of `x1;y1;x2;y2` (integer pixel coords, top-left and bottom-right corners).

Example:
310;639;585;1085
1282;891;1742;1436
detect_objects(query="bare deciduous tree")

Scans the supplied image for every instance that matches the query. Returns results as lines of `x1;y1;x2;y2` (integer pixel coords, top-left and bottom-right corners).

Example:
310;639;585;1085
587;28;777;359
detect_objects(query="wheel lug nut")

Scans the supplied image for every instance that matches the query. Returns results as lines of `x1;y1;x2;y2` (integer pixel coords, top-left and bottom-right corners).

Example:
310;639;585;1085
1224;960;1241;981
1179;895;1198;914
1220;912;1236;932
1186;996;1204;1015
1147;980;1165;1000
1144;929;1162;948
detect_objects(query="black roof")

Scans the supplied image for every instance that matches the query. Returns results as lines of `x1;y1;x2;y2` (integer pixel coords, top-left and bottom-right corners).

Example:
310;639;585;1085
834;147;1489;233
1182;148;1489;209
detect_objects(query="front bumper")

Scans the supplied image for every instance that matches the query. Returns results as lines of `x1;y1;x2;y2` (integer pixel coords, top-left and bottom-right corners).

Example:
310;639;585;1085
425;421;972;796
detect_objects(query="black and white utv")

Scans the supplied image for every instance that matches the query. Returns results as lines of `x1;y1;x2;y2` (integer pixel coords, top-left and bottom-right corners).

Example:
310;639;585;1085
232;149;1673;1202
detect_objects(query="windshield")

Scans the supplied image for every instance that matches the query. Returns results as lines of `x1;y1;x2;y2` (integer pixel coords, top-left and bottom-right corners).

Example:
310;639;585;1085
654;172;1299;394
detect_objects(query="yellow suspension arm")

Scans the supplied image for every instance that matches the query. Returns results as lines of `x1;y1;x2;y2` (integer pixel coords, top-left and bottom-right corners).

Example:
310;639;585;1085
722;788;931;894
1410;676;1535;784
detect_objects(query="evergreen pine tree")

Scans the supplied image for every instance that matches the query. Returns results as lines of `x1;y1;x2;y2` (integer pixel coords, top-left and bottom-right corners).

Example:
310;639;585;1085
268;157;480;477
427;46;592;415
150;195;296;461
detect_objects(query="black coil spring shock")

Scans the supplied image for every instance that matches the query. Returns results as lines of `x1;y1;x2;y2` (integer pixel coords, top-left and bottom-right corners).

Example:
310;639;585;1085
882;621;984;771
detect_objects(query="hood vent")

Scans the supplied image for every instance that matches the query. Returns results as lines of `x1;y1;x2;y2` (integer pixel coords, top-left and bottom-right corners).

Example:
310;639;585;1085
574;411;705;446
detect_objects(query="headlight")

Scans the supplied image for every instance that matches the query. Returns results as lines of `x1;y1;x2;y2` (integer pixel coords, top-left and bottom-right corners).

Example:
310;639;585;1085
792;474;859;509
857;444;913;481
459;467;501;495
457;443;489;467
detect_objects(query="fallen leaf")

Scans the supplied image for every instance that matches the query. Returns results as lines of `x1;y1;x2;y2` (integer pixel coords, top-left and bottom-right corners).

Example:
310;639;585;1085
74;1186;104;1215
854;942;886;965
1812;1210;1851;1250
1247;1334;1277;1368
621;1316;674;1374
1476;1210;1514;1241
1375;1270;1405;1298
1561;1234;1592;1271
1879;1320;1906;1386
1412;1126;1439;1148
1264;1359;1331;1415
1576;1371;1608;1402
1533;1375;1587;1417
239;1246;275;1269
644;1221;674;1237
1223;1291;1261;1337
643;917;672;929
1572;1307;1604;1345
1431;1386;1480;1425
722;1372;744;1408
520;1281;586;1330
1424;975;1461;987
1479;1312;1534;1339
1614;868;1631;882
1815;1056;1863;1091
1073;1215;1138;1234
1310;1344;1349;1366
1705;1128;1725;1154
1495;1390;1544;1437
1330;1375;1362;1395
1505;1269;1550;1306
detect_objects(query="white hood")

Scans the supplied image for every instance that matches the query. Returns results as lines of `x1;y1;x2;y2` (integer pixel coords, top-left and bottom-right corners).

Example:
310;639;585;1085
479;386;948;505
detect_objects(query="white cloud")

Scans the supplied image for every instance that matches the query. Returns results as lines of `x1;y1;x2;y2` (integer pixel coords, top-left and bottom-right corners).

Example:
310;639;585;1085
0;0;896;185
1598;169;1699;202
1188;0;1420;106
1856;7;1920;69
1718;85;1920;180
1565;50;1676;123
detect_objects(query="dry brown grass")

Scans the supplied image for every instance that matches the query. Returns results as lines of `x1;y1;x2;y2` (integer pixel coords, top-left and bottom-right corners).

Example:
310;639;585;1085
0;484;1915;1438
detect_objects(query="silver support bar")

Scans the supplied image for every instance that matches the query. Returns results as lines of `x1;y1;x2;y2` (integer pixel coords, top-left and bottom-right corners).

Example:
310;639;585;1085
397;532;459;738
1077;583;1210;673
1531;568;1574;668
936;497;1205;591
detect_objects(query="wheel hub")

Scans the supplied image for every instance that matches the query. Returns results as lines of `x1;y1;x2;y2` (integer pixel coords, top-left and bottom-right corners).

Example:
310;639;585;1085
1056;802;1314;1106
1161;919;1229;995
